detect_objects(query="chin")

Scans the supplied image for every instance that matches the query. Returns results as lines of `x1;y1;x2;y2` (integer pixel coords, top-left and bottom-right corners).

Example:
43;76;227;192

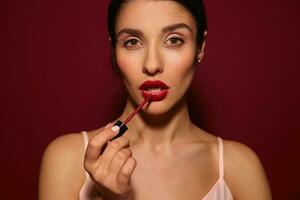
141;99;178;116
143;105;169;115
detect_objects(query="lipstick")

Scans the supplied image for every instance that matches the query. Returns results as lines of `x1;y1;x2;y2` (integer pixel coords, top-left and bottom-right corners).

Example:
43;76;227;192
139;80;169;101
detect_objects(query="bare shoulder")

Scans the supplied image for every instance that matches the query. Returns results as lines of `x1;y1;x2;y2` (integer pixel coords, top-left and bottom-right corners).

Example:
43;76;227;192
44;133;85;155
222;139;272;199
41;133;86;173
39;133;86;199
38;125;108;200
40;126;105;168
223;140;262;169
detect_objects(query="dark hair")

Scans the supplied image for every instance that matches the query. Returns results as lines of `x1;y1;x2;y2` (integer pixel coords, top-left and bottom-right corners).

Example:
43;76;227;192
107;0;207;47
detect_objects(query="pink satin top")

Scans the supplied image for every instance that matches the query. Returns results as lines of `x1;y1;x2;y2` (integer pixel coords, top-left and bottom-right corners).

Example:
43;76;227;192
79;131;234;200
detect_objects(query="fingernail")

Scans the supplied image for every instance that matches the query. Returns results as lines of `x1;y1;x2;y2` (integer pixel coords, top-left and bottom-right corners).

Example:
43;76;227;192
105;123;112;129
111;125;120;133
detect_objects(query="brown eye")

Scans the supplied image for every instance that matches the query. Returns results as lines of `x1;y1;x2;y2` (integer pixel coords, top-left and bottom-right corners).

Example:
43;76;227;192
124;39;142;49
170;38;181;44
165;36;184;47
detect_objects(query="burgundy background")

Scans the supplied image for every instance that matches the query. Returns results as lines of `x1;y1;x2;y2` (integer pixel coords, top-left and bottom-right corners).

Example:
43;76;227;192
1;0;299;199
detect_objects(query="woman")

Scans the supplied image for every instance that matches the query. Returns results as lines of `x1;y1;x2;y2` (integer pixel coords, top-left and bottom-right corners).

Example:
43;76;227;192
39;0;272;199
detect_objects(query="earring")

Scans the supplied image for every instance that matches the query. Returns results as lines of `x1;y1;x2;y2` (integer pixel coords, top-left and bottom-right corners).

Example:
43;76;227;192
197;59;201;63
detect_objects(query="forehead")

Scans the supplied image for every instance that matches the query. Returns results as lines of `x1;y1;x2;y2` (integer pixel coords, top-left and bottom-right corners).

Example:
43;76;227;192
115;0;196;33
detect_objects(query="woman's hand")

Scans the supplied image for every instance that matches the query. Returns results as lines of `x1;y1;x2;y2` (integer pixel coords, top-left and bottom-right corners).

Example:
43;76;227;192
84;125;137;200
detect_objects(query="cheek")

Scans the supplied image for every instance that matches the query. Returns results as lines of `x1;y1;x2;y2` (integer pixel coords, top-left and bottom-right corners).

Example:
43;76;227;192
164;48;196;85
115;49;142;86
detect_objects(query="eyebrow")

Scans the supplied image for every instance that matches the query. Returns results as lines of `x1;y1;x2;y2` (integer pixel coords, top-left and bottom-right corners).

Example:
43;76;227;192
116;29;144;38
162;23;193;34
116;23;193;38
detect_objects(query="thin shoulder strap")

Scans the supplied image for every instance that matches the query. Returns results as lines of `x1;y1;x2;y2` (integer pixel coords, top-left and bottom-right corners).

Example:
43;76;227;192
217;137;224;178
81;131;89;178
82;131;89;151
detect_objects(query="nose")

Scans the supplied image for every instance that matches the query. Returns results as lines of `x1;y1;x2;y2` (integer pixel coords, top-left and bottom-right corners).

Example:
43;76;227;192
142;44;163;76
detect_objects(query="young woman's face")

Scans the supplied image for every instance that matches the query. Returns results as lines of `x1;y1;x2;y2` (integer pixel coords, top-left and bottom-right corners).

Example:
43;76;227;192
115;0;203;115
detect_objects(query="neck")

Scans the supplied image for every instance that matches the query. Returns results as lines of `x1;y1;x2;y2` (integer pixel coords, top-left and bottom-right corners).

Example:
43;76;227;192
117;95;193;149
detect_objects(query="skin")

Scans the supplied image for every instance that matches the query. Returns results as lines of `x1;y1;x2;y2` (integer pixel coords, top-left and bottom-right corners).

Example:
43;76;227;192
39;0;272;200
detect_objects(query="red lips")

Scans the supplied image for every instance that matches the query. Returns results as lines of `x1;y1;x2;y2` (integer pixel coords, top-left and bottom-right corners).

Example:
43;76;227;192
139;80;170;101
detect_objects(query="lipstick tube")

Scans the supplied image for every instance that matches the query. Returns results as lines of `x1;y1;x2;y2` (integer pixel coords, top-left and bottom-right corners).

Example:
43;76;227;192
111;120;128;140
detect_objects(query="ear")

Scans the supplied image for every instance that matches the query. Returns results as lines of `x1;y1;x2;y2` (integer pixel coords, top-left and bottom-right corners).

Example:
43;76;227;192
197;31;207;62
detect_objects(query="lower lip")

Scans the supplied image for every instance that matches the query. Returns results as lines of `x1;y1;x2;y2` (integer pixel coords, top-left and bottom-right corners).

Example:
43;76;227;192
141;89;168;101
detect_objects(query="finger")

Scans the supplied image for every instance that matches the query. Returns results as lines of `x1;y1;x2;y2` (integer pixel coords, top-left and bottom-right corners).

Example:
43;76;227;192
107;148;132;180
99;123;114;154
117;157;137;185
98;136;129;171
85;126;119;163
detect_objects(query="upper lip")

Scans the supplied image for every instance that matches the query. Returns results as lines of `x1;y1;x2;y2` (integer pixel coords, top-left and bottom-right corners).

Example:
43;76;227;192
139;80;170;90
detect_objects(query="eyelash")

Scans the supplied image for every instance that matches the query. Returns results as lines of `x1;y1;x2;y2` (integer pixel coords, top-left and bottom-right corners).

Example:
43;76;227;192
122;35;185;49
